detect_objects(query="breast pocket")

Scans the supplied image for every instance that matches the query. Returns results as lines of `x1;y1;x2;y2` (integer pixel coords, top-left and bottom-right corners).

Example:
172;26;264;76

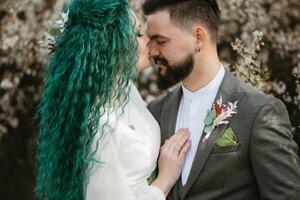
211;143;240;154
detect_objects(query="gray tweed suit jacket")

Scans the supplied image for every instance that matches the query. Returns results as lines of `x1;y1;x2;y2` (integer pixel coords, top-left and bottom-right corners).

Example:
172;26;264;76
148;69;300;200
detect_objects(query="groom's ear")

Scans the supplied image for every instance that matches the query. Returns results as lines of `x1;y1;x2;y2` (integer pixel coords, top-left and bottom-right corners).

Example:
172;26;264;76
194;24;210;45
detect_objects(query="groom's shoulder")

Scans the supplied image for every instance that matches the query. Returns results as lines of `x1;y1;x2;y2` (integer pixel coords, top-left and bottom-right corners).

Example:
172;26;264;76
238;78;268;101
234;75;285;114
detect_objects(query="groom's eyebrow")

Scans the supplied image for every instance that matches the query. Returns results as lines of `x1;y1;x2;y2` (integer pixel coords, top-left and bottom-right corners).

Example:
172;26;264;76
145;27;169;40
149;34;169;40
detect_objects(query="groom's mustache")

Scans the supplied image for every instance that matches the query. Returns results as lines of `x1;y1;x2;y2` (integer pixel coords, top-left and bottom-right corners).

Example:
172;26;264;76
151;56;169;67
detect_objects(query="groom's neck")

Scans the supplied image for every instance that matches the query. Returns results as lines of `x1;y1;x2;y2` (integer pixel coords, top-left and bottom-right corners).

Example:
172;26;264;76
182;47;221;92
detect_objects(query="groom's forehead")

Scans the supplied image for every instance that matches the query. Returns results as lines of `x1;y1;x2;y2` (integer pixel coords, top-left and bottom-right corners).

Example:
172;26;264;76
146;11;181;38
146;11;171;34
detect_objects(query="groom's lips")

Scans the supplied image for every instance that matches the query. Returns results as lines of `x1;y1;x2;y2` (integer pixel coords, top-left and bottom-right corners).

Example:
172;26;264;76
150;57;168;74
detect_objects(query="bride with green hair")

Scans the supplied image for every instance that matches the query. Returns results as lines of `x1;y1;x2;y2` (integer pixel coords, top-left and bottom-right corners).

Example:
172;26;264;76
36;0;190;199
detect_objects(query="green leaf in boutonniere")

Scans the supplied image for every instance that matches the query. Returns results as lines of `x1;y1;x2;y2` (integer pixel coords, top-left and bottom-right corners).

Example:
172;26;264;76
204;108;217;126
216;127;237;147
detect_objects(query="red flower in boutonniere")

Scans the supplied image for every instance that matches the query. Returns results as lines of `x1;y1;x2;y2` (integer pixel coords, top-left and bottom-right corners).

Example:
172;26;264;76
203;96;238;142
213;102;224;117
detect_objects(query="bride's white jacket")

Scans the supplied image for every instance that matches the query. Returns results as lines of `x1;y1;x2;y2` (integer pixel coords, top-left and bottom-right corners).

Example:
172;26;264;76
85;83;165;200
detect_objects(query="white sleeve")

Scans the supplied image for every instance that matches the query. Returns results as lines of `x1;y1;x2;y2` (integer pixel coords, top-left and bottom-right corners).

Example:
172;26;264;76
85;131;165;200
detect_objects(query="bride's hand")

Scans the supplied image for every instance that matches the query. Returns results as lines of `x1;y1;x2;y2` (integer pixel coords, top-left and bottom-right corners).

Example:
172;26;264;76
152;128;191;196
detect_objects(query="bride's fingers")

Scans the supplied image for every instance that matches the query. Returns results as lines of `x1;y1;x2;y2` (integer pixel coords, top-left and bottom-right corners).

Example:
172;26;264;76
169;129;189;154
161;139;169;151
170;128;186;142
161;129;189;158
173;129;189;145
162;129;185;152
178;140;191;161
173;132;190;153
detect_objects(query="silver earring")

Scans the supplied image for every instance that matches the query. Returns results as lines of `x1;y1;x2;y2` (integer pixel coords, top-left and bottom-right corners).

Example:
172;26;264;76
196;47;200;52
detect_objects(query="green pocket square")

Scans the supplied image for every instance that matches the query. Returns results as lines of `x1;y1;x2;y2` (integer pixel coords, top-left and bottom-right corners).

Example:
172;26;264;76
216;127;237;147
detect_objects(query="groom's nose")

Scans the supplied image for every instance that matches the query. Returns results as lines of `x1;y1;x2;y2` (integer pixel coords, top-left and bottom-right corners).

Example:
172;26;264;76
148;43;160;57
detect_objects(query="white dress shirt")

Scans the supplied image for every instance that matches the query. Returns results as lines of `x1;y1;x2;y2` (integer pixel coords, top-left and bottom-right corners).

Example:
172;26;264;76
85;82;165;200
176;65;225;185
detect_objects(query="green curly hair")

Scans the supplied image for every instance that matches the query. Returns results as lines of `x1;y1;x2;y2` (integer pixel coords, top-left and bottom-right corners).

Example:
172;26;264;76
36;0;138;199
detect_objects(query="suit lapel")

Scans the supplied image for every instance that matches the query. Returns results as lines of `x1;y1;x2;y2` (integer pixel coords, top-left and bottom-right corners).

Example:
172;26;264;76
160;86;183;142
159;86;183;200
179;69;243;199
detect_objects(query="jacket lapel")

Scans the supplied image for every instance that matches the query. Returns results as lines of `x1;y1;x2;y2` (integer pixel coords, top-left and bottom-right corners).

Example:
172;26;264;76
160;86;183;142
179;69;243;199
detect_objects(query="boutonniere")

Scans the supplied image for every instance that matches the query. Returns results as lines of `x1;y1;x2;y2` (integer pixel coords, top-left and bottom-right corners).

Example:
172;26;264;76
202;96;238;142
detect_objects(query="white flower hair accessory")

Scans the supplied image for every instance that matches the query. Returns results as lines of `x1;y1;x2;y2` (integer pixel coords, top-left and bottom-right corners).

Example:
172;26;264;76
39;9;69;55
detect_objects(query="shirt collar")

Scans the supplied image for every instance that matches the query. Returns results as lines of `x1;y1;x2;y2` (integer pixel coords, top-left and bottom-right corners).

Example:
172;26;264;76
181;64;225;100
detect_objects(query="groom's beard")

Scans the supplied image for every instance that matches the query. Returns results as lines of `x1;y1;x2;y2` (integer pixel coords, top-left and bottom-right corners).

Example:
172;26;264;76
153;53;194;90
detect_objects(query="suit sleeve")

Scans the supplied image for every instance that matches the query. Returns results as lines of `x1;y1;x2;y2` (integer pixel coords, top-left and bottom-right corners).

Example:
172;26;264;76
85;129;165;200
250;97;300;200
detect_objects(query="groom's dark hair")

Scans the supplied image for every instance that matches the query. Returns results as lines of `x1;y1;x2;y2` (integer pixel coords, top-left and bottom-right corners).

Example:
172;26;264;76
142;0;220;42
